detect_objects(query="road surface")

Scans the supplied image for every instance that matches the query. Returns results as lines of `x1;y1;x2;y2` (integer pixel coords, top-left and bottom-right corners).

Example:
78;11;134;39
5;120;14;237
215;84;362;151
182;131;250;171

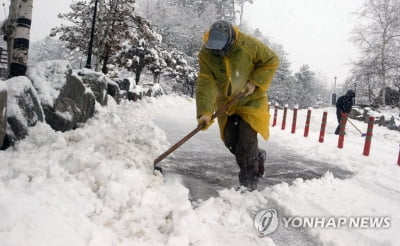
153;100;352;246
154;115;352;202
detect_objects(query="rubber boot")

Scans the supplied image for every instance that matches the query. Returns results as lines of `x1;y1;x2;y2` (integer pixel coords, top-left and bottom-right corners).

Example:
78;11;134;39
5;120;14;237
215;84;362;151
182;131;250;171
239;155;259;191
258;149;266;177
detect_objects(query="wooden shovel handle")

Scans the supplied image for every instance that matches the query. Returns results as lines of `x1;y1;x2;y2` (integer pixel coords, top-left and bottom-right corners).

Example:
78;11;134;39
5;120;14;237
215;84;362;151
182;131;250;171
153;91;246;167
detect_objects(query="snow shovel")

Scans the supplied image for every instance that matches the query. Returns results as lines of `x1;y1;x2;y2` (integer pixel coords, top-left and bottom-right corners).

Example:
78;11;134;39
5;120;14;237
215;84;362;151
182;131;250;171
153;91;246;173
347;118;366;137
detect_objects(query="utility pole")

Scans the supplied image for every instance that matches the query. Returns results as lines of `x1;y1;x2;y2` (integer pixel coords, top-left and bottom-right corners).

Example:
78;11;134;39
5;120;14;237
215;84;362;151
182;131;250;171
85;0;99;69
353;82;357;105
332;76;337;105
3;0;33;77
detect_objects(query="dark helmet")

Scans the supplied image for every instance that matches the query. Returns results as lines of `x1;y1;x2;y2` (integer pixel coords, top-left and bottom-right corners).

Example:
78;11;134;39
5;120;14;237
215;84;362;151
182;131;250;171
346;89;355;98
205;20;236;56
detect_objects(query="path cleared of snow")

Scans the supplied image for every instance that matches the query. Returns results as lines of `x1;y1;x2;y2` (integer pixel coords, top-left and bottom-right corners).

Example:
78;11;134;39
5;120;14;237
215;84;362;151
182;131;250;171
151;95;400;246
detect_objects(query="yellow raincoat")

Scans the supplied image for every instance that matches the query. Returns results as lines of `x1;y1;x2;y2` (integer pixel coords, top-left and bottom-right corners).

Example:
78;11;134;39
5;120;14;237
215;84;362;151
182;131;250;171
196;26;279;140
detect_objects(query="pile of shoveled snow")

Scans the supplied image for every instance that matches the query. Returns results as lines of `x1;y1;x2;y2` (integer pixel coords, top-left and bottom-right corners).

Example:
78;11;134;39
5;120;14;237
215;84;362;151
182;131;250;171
0;96;276;246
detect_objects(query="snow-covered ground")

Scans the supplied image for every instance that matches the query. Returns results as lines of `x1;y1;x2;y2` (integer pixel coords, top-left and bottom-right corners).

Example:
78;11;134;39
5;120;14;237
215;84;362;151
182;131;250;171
1;93;399;246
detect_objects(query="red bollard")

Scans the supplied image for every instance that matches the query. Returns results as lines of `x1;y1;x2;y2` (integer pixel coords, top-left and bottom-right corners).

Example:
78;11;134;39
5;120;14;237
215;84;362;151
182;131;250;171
337;113;348;149
319;111;328;143
363;116;375;156
397;144;400;166
291;106;298;134
304;108;312;137
272;103;279;127
281;104;288;130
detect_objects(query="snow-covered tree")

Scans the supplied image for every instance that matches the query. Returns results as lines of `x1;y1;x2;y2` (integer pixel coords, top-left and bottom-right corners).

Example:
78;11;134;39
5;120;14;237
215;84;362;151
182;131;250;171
236;0;255;26
347;59;381;103
206;0;257;25
51;0;160;76
50;1;96;63
295;65;318;108
268;42;296;107
136;0;257;56
242;26;328;108
351;0;400;105
29;37;84;69
116;17;161;84
162;48;197;96
136;0;217;56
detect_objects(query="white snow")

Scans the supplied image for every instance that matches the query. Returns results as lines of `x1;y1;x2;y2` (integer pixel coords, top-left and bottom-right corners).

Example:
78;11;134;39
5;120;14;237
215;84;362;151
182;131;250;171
26;60;73;107
0;82;6;92
152;95;400;245
0;91;399;245
4;76;39;128
0;82;7;119
105;76;119;87
55;110;73;121
1;105;5;120
262;104;400;245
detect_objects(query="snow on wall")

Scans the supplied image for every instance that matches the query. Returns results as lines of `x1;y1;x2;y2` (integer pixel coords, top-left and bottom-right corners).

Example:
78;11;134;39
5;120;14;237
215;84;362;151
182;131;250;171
0;82;6;92
0;82;6;120
4;77;37;128
105;77;118;87
26;60;72;107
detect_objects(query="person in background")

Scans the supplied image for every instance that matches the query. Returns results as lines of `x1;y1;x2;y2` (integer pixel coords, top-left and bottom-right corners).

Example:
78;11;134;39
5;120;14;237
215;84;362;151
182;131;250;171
335;89;355;135
195;20;279;190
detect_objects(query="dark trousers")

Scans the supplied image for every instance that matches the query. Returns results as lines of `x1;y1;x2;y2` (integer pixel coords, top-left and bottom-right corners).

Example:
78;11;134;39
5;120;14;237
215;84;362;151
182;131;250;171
335;113;341;134
223;114;259;187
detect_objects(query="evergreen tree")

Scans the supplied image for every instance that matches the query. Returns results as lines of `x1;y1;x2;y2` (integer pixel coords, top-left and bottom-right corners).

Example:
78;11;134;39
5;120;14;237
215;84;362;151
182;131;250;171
29;37;84;69
136;0;217;56
295;65;317;108
162;48;197;96
214;0;256;24
51;0;160;76
116;16;161;84
268;43;297;107
50;1;92;58
242;25;328;108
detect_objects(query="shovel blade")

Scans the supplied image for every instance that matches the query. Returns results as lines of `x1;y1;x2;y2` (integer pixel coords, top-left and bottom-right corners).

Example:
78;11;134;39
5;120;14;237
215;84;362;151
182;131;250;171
154;164;163;174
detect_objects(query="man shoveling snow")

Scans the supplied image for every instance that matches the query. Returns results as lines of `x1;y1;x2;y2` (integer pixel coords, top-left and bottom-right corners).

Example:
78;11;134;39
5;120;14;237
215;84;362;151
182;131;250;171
195;20;280;190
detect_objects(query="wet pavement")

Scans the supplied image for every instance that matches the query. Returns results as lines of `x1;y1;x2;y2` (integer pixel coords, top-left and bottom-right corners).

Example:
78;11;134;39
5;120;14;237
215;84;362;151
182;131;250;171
155;116;352;201
154;114;353;246
160;145;353;202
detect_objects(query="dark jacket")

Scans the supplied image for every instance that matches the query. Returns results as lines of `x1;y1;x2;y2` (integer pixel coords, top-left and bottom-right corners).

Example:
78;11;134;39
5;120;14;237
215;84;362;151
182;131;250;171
336;95;353;115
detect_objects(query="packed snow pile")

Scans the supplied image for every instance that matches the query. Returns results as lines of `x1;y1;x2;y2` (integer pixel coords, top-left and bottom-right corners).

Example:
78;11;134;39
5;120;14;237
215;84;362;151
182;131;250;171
0;82;6;144
0;82;6;92
5;76;44;129
0;82;7;120
0;97;277;246
352;105;400;131
26;60;73;107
